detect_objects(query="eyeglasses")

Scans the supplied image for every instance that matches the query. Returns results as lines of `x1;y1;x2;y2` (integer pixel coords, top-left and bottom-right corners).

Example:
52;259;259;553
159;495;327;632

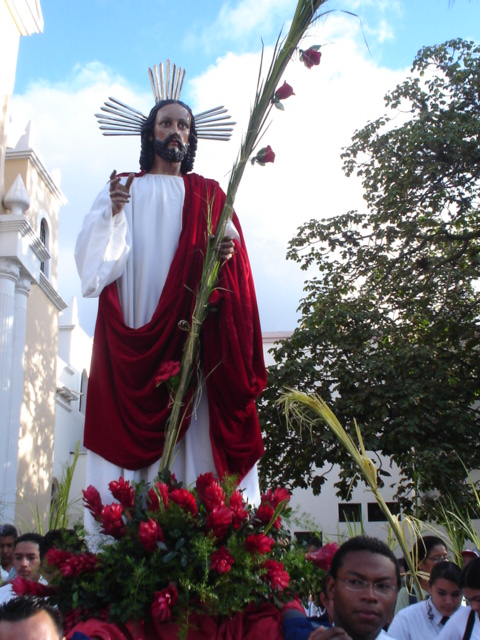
426;554;449;563
337;578;398;596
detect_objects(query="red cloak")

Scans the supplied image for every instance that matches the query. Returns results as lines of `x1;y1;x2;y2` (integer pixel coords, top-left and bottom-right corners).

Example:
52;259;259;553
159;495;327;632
83;172;266;480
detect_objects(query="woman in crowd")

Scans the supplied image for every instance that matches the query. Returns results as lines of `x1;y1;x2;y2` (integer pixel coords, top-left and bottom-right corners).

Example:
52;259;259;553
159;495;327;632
388;561;463;639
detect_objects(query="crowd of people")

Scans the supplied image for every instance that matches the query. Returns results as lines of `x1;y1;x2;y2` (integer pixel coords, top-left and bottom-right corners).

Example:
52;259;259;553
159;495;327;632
1;521;479;640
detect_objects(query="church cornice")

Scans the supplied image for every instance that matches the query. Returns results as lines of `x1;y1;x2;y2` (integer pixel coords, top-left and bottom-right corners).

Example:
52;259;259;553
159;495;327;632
6;148;67;205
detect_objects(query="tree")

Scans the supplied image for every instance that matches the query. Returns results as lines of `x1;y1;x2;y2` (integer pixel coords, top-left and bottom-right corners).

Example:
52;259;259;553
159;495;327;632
259;39;480;516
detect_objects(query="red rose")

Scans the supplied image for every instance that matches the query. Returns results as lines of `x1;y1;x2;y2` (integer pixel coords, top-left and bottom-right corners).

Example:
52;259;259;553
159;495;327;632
210;546;235;574
306;542;339;571
147;482;169;511
229;490;249;529
262;560;290;591
100;503;126;538
208;289;222;307
151;585;178;623
206;506;233;540
108;477;135;509
245;533;275;555
82;485;103;520
139;519;165;553
251;145;275;166
154;361;180;387
274;81;295;101
169;488;198;518
301;47;322;69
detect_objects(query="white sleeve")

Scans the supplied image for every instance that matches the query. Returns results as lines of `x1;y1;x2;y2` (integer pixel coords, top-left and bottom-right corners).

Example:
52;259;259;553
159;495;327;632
74;183;131;298
387;610;411;640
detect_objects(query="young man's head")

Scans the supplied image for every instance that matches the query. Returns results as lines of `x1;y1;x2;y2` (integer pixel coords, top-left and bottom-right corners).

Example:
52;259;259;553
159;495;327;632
324;536;400;640
428;561;463;618
12;534;43;582
460;557;480;615
0;596;63;640
139;99;198;174
0;526;18;572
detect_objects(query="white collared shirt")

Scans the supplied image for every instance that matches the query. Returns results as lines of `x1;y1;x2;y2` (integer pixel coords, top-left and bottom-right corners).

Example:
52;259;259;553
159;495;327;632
389;598;455;640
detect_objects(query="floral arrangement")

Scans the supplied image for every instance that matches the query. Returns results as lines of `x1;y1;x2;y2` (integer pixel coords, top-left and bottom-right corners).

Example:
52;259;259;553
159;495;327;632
13;472;325;637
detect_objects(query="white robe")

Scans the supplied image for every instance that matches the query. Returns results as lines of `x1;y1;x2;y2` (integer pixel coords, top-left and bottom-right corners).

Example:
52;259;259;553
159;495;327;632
75;174;260;511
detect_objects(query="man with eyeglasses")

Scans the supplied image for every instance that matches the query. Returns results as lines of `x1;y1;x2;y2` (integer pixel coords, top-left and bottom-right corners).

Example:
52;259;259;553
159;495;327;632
284;536;400;639
437;557;480;640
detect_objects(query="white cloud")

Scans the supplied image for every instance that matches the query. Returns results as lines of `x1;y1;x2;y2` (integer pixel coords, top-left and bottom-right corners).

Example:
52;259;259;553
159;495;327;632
10;13;408;335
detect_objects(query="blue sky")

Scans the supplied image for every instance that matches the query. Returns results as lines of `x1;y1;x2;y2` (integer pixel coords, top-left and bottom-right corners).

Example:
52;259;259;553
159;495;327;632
10;0;480;336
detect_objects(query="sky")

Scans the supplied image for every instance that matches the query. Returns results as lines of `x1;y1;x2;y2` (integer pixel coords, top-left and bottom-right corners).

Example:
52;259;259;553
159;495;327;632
9;0;480;336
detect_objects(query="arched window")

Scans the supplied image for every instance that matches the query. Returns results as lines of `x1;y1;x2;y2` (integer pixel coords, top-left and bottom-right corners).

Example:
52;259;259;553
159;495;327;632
40;216;50;277
80;369;89;415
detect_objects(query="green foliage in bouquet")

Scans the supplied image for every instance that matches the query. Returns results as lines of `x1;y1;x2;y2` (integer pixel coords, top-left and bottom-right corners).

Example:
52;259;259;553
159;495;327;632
13;472;326;634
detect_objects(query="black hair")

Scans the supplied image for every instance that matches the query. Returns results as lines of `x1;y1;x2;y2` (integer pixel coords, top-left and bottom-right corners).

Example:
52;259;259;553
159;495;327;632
0;596;62;637
14;533;44;558
139;99;198;174
410;535;446;568
0;525;18;539
329;536;401;587
429;561;462;586
460;557;480;589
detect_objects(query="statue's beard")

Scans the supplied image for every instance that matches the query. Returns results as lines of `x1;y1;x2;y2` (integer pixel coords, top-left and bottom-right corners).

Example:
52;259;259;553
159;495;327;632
154;135;188;164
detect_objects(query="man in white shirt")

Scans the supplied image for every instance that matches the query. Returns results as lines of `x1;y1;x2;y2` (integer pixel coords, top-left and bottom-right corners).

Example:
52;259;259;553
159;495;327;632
0;534;45;605
437;558;480;640
0;525;17;583
283;536;400;640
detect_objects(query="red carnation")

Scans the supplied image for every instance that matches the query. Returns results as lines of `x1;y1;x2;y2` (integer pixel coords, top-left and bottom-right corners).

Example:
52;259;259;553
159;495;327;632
169;488;198;518
251;145;275;166
147;482;169;511
100;503;126;538
151;584;178;623
210;546;235;574
108;477;135;509
196;472;217;500
306;542;339;571
206;506;233;540
154;361;180;387
82;485;103;520
46;548;97;577
245;533;275;555
229;490;249;529
139;519;165;553
263;560;290;591
301;46;322;69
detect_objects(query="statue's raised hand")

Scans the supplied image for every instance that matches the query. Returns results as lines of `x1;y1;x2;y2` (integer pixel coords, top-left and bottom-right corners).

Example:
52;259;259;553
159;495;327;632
109;170;135;215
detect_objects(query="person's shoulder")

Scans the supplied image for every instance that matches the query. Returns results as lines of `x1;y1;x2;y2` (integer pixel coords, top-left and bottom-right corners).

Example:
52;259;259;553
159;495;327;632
377;630;396;640
0;582;14;605
185;172;222;191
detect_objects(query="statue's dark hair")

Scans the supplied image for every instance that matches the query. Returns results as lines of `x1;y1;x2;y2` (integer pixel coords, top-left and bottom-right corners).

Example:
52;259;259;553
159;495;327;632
329;535;401;587
139;99;197;174
0;596;62;637
429;560;462;586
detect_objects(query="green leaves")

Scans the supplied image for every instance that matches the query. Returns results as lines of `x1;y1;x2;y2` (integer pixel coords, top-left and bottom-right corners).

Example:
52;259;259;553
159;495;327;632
259;39;480;518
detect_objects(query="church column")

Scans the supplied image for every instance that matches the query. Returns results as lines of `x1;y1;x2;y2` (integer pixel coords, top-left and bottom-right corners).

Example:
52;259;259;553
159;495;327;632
0;257;20;520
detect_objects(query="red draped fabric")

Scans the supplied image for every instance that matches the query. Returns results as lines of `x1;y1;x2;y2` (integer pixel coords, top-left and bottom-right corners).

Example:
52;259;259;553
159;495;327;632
83;172;266;480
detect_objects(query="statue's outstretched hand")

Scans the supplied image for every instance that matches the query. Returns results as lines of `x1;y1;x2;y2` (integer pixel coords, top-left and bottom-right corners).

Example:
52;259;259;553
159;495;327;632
109;170;135;215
